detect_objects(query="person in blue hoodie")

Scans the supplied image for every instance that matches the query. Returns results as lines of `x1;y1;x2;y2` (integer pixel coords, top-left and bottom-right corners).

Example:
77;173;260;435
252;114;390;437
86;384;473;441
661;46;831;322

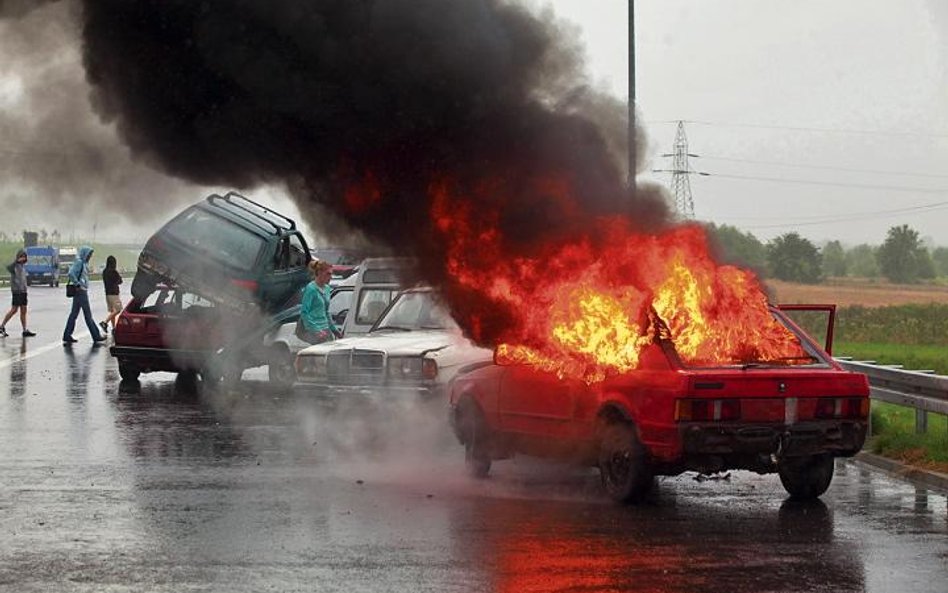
63;246;105;344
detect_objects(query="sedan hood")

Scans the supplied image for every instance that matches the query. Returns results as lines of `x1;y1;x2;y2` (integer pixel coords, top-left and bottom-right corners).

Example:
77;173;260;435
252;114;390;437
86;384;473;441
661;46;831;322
298;329;466;357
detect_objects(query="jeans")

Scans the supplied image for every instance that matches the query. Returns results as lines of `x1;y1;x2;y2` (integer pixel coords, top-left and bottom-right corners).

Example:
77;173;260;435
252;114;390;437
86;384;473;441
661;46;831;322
63;289;102;341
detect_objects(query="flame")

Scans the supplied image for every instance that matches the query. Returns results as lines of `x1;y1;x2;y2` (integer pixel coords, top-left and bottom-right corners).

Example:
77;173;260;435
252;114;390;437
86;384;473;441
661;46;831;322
343;169;382;215
430;177;807;383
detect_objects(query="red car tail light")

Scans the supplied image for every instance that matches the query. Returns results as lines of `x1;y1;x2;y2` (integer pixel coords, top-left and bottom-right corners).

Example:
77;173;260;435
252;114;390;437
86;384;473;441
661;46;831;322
719;399;741;421
815;397;869;419
675;399;741;422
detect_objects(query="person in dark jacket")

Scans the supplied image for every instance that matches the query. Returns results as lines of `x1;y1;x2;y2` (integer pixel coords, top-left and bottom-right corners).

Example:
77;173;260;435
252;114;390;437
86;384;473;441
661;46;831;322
62;245;105;344
98;255;123;334
1;249;36;338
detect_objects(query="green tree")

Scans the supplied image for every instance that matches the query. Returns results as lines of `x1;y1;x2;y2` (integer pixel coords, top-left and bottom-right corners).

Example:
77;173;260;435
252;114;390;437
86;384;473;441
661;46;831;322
932;247;948;278
767;232;822;283
704;223;767;273
846;244;879;277
877;224;932;283
822;240;847;277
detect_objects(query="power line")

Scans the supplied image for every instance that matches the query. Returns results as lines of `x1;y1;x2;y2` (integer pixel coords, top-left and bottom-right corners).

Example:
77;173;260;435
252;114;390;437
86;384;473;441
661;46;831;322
646;119;948;140
722;199;948;224
698;155;948;180
699;171;948;195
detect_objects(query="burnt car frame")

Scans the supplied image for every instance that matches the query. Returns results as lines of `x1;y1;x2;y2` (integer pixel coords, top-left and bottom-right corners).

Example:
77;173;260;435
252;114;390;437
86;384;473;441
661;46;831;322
448;304;870;503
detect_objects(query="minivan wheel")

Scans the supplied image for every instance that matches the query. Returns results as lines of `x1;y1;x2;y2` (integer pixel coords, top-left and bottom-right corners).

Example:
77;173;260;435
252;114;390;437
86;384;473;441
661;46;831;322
777;454;835;500
459;403;491;478
118;362;140;382
268;345;296;391
201;363;241;391
598;421;653;503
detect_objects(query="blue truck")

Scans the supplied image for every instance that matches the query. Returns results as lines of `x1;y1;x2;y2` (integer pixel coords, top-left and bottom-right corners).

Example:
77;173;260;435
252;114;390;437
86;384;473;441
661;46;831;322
24;245;60;287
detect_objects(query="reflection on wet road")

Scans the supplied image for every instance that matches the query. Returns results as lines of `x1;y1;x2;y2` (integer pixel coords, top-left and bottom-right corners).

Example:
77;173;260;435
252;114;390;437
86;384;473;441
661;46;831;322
0;293;946;592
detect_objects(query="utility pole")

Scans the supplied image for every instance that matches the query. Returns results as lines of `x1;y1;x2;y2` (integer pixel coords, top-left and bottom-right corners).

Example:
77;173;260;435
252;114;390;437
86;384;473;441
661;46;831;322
653;121;703;219
628;0;636;186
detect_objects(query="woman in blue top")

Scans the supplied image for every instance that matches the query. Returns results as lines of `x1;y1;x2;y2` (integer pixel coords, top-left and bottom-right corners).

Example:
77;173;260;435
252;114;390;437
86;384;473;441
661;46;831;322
63;245;105;344
298;260;339;344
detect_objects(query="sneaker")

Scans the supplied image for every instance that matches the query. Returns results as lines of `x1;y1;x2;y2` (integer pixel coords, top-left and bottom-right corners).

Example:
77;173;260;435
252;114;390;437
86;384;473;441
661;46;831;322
0;327;7;338
99;321;109;334
93;336;108;344
22;330;36;337
63;336;78;344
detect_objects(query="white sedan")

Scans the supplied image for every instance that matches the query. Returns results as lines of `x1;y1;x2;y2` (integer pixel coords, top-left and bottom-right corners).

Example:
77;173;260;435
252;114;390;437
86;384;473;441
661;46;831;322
294;287;492;399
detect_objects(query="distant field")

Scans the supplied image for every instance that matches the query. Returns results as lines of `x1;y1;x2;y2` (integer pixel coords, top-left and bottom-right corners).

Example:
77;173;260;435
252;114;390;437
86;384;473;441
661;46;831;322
766;278;948;307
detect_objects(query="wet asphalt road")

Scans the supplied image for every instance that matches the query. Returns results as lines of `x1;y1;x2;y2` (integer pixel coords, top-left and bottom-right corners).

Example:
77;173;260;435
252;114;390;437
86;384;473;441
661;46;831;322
1;286;946;592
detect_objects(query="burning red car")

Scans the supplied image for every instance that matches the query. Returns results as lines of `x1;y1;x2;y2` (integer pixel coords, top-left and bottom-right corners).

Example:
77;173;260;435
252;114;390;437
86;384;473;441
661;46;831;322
449;303;869;502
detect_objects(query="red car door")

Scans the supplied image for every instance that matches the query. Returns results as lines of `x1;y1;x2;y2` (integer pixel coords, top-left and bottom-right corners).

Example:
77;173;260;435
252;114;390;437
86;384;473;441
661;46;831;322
498;364;583;439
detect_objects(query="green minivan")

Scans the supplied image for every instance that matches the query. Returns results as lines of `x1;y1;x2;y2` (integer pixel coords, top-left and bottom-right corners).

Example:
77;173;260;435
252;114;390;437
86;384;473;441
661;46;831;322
131;192;312;314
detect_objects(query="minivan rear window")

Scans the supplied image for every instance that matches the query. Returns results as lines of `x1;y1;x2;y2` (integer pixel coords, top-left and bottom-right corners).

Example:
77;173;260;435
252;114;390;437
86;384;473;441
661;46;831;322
164;208;264;271
362;269;401;283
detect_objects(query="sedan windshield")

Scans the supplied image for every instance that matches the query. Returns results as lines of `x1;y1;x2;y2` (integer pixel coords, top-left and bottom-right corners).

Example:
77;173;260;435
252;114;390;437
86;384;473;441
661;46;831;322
372;291;457;332
667;309;829;369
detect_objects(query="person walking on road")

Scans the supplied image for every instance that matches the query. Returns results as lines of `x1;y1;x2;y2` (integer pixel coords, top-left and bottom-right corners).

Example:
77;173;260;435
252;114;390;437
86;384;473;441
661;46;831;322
62;245;105;345
0;249;36;338
98;255;123;334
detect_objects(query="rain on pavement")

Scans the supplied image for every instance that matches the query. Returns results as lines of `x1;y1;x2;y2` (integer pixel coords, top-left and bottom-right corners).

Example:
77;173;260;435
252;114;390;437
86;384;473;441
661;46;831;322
1;286;946;592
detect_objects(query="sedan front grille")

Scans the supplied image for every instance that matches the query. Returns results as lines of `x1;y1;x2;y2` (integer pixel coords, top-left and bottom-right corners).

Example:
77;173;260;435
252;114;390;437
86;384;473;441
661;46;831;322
327;349;385;385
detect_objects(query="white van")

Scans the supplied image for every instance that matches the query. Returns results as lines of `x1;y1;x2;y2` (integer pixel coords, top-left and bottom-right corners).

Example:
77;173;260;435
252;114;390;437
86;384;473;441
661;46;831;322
341;257;414;337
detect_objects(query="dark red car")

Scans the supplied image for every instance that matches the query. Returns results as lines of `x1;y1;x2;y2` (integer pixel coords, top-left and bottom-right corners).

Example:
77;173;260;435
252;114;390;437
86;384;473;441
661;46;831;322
110;286;231;382
449;305;870;502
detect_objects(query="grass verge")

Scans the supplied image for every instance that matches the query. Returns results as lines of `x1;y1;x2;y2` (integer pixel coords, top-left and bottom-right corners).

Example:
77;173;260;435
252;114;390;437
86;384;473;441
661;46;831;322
835;341;948;375
869;402;948;474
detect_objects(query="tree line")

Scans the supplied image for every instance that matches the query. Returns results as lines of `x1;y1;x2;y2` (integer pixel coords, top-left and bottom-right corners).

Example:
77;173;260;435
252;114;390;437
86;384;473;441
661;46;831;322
707;223;948;284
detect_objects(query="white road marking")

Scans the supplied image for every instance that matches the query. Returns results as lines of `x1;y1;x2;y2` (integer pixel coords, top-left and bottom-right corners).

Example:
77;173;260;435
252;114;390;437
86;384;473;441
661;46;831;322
0;332;92;370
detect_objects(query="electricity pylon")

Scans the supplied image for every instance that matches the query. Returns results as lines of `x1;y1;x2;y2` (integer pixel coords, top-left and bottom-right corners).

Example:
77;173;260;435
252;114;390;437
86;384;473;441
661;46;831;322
654;121;699;220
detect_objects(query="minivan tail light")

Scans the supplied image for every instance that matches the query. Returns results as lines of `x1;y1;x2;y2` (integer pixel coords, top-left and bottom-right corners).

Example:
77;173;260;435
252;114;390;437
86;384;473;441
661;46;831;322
230;279;258;291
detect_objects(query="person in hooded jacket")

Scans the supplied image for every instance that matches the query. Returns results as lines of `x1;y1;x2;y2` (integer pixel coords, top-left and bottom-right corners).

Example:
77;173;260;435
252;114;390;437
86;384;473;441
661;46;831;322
1;249;36;338
63;245;105;344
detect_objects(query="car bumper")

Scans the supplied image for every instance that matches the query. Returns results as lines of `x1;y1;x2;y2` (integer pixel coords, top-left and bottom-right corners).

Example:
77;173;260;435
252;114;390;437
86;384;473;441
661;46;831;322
109;345;210;372
293;380;444;400
679;420;868;458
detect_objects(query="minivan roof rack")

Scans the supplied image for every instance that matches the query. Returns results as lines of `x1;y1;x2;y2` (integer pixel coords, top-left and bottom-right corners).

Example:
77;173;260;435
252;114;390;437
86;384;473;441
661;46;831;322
206;192;296;233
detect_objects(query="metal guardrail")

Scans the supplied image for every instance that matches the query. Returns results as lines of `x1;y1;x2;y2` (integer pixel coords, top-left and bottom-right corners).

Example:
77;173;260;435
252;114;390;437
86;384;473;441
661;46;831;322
836;358;948;433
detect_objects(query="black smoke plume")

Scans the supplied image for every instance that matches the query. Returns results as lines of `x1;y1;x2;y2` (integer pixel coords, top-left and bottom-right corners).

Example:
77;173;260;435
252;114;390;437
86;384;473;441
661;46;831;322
9;0;671;342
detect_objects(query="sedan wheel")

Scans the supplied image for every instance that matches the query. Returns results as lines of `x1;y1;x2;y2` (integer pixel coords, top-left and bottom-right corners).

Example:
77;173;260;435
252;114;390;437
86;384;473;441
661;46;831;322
777;454;835;500
459;403;491;478
598;421;653;503
118;362;140;382
268;346;296;391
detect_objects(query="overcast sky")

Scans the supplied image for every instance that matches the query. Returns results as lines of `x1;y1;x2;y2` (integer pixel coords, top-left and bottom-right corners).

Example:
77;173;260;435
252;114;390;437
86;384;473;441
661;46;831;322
550;0;948;247
1;0;946;248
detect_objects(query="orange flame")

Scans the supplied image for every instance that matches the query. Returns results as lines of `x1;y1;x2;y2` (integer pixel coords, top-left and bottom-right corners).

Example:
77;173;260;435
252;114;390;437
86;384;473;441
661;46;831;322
431;177;807;383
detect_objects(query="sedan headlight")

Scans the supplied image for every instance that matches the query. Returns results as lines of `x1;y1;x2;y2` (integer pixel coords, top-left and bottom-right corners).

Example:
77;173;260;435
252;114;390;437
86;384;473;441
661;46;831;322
295;354;328;378
387;357;424;379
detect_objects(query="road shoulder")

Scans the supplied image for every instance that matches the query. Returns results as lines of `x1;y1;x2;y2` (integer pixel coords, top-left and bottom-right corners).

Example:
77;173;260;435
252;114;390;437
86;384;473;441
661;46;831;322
853;451;948;494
